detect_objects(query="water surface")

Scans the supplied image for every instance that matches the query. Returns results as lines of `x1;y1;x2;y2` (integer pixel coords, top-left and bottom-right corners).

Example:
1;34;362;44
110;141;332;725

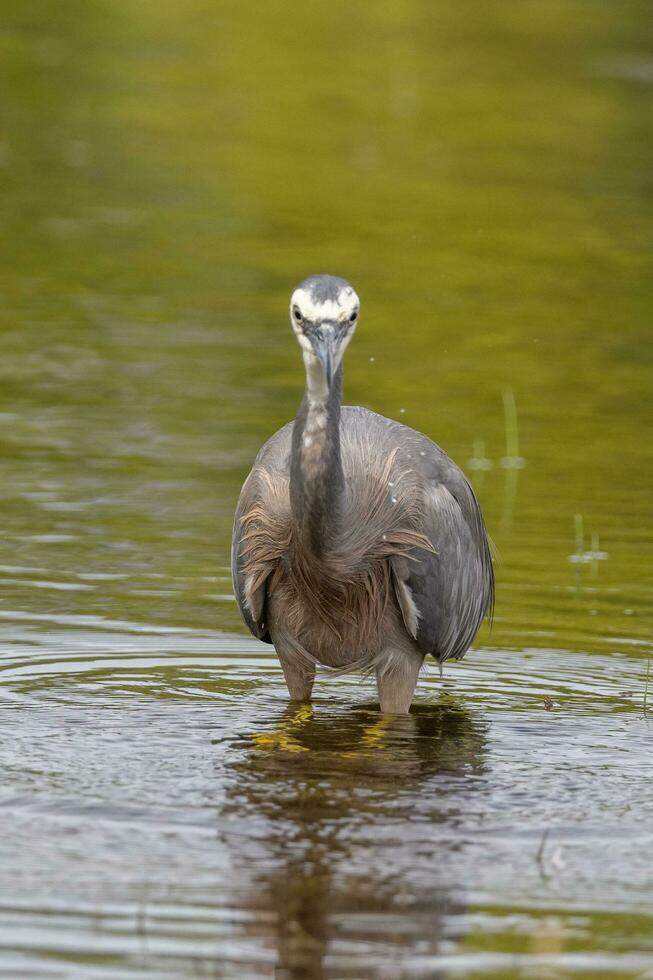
0;0;652;976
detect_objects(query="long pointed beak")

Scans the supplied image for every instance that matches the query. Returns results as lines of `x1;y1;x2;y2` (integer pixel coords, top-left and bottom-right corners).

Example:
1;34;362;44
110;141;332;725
311;323;339;388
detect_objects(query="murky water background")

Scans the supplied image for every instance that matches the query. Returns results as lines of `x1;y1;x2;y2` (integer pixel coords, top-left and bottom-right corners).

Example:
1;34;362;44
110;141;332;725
1;0;652;976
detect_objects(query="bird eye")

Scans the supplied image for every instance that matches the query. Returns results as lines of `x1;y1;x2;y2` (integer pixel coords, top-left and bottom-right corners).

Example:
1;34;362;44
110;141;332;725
349;310;358;323
292;307;303;324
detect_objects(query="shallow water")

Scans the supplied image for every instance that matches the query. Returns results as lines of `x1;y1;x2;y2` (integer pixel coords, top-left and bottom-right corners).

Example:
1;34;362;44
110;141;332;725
1;0;652;976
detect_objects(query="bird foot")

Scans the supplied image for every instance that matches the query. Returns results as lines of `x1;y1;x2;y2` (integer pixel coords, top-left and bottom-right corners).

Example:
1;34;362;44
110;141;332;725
250;702;313;754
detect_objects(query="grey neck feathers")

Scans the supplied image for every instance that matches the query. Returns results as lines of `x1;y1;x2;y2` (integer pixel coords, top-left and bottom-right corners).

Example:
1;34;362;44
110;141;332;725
290;366;344;557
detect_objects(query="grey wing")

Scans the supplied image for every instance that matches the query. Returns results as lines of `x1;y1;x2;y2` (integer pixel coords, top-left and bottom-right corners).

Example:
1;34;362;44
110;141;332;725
391;439;494;663
231;424;293;644
231;469;272;643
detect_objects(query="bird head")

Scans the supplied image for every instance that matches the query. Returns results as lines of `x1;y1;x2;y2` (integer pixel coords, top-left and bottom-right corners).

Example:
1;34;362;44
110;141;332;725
289;275;360;395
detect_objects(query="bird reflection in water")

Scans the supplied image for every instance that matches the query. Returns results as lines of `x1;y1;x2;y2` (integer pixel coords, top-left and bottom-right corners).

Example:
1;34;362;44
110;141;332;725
220;696;488;978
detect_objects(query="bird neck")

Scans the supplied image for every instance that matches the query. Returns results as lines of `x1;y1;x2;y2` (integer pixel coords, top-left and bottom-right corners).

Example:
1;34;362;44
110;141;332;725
290;364;344;558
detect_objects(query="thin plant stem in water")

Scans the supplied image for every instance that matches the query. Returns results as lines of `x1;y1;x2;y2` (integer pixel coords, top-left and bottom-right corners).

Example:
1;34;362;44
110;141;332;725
569;514;608;594
501;386;524;528
536;828;550;881
503;387;520;462
590;530;600;580
468;436;492;491
644;659;651;715
574;513;584;593
574;513;584;555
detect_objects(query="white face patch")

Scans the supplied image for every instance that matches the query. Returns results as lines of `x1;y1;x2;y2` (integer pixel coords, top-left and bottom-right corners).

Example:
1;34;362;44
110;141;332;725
289;282;360;399
289;284;360;333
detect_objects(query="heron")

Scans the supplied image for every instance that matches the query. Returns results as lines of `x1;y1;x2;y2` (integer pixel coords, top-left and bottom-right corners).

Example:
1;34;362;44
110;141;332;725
232;275;494;713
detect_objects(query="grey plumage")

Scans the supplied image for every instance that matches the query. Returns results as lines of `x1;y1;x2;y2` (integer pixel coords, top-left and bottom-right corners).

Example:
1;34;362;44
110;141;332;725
232;275;494;712
298;273;351;303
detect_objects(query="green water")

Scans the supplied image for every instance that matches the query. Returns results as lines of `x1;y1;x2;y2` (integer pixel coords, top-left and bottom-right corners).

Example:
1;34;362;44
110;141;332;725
1;0;652;976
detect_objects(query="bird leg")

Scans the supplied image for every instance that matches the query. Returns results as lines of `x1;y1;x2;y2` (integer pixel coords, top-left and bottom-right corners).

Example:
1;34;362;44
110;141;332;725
277;650;316;702
375;648;423;714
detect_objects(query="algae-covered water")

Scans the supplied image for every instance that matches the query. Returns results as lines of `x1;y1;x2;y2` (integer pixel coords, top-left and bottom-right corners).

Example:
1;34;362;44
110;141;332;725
1;0;652;976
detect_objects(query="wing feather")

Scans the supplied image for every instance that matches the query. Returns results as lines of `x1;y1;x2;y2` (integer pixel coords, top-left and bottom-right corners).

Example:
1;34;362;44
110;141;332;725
390;438;494;662
232;407;493;663
231;424;294;644
231;470;272;642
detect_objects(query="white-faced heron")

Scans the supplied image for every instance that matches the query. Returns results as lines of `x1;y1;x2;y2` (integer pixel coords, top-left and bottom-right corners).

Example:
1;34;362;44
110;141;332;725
232;275;494;712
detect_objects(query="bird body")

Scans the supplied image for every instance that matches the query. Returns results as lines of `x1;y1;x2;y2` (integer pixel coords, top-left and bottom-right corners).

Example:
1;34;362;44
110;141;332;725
232;276;493;712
